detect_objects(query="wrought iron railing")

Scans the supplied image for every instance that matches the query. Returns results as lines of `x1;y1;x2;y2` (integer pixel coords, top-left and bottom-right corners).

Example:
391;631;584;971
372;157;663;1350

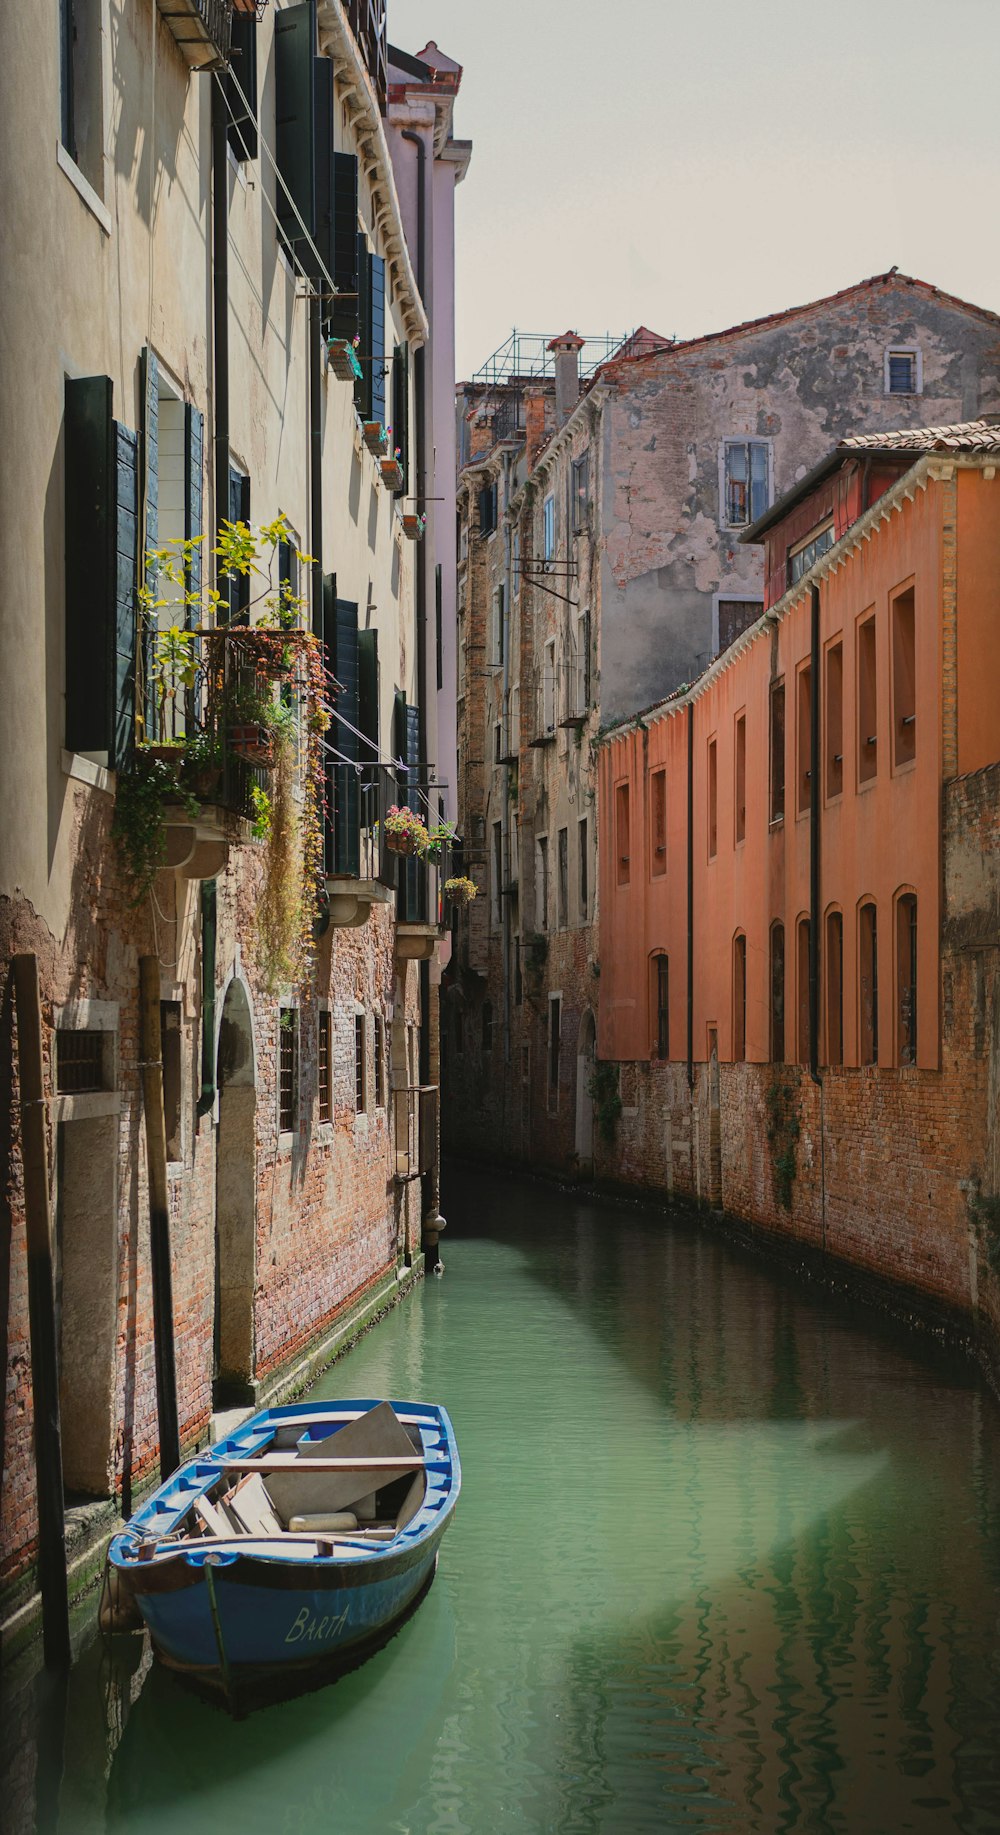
325;760;395;884
392;1084;437;1182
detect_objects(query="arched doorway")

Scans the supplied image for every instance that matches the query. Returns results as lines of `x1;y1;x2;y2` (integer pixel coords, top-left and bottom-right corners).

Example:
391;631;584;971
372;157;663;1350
214;978;256;1404
575;1009;596;1172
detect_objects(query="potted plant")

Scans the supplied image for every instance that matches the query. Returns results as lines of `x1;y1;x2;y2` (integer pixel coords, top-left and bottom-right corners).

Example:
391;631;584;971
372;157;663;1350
328;336;363;383
425;818;458;858
383;804;429;856
363;421;388;457
380;451;404;492
401;512;425;541
443;875;477;907
180;724;224;801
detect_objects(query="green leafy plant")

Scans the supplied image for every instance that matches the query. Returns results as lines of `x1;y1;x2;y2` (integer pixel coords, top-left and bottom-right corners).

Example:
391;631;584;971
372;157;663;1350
255;724;302;991
112;753;197;905
765;1078;801;1210
383;805;430;855
250;784;272;842
588;1060;623;1144
425;819;458;858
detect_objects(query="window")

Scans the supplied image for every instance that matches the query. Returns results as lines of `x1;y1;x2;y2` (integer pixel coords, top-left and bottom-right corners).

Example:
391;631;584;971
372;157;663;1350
825;640;844;800
797;663;813;815
650;769;667;876
543;494;555;561
615;782;631;885
734;716;746;845
769;923;785;1063
788;522;835;587
491;586;505;667
318;1011;332;1123
571;455;590;531
536;836;549;931
654;954;670;1059
374;1015;386;1107
858;613;878;785
542;639;557;733
769;681;785;823
892;587;916;767
859;903;879;1065
796;917;811;1065
354;1014;367;1113
896;894;918;1066
160;1003;182;1162
826;912;843;1067
60;0;104;193
723;440;769;527
477;480;497;538
512;530;521;594
228;465;251;623
575;606;592;712
885;348;921;396
733;934;747;1061
55;1029;107;1095
277;524;301;627
557;828;569;928
578;816;589;920
481;1001;494;1056
493;721;503;764
435;565;443;692
278;1009;298;1133
548;995;561;1094
492;821;503;929
716;599;763;656
225;10;259;161
707;739;718;859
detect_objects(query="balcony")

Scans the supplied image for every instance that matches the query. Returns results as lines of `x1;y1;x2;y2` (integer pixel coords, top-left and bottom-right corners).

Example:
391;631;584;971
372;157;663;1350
557;661;590;730
325;762;397;927
529;675;558;748
393;1085;437;1183
157;0;233;71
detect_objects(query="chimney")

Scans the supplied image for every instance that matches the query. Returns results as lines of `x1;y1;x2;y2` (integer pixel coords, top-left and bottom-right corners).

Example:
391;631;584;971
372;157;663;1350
548;331;585;425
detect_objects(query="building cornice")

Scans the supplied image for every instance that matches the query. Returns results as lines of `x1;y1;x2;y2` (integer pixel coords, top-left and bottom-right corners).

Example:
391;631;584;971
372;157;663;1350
318;3;429;348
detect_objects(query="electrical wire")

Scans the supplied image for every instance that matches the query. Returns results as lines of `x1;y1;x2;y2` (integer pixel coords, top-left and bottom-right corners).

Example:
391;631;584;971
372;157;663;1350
214;62;340;308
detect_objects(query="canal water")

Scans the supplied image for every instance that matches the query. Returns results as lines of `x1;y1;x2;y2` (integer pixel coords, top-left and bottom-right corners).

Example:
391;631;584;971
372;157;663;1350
6;1166;1000;1833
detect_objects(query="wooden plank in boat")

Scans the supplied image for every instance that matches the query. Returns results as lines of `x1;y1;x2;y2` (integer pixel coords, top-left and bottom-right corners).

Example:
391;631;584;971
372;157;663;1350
257;1409;439;1430
214;1454;426;1473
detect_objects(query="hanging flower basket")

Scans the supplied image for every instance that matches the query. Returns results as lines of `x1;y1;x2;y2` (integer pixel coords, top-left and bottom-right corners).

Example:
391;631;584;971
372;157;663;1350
229;723;275;768
328;337;363;383
401;513;425;541
380;456;404;492
443;875;477;906
363;421;388;457
383;804;429;856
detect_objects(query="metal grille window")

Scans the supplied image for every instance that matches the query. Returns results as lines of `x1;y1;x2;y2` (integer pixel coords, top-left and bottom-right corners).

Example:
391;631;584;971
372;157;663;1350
55;1029;105;1094
317;1011;332;1124
723;441;769;527
897;895;918;1066
717;599;763;655
770;681;786;823
860;903;879;1065
733;935;747;1061
355;1014;366;1113
278;1009;298;1133
557;827;568;928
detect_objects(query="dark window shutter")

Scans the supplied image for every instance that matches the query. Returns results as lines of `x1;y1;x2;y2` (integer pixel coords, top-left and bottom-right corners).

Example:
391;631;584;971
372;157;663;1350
274;0;316;267
391;343;409;496
225;12;258;162
400;700;423;920
65;375;114;757
184;404;204;606
141;346;158;558
113;422;140;770
312;54;335;304
435;564;443;692
358;627;379;762
331;597;360;875
330;154;359;341
370;254;386;425
227;466;250;623
354;235;372;420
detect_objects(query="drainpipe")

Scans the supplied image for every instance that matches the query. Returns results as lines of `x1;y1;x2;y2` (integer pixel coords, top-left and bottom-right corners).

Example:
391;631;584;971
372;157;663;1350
501;449;514;1072
809;582;822;1085
211;77;229;596
686;700;694;1090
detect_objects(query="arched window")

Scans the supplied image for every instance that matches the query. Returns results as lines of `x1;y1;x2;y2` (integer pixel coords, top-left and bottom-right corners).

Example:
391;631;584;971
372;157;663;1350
769;922;785;1062
896;893;917;1065
796;916;811;1065
859;901;878;1064
826;909;843;1067
733;933;747;1061
650;953;669;1059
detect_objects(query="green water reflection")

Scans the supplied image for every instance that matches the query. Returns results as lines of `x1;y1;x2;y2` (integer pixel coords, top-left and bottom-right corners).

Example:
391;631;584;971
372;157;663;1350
6;1168;1000;1832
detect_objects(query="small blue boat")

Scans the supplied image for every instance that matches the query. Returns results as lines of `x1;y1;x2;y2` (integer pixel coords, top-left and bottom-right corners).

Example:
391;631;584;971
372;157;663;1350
106;1398;460;1707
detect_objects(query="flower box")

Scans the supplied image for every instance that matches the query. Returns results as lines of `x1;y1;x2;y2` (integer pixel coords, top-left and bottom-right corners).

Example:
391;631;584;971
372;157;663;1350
363;421;388;457
383;804;429;856
380;457;404;492
328;338;363;383
229;724;275;768
401;513;425;542
443;876;477;906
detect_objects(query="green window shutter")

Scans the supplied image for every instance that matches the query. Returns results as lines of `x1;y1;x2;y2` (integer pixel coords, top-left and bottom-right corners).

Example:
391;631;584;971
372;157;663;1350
358;627;379;761
274;0;316;267
184;404;204;606
312;53;334;304
141;346;158;558
400;700;423;920
113;421;140;771
370;254;386;426
330;154;359;342
64;375;114;757
391;343;409;496
227;466;250;623
331;597;360;875
225;11;258;162
354;235;372;421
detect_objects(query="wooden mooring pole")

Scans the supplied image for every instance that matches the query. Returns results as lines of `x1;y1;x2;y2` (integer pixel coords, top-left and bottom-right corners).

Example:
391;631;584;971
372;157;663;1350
13;953;70;1668
139;956;181;1480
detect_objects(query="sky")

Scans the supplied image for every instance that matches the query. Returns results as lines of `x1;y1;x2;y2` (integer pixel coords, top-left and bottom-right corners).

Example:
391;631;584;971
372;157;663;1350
394;0;1000;381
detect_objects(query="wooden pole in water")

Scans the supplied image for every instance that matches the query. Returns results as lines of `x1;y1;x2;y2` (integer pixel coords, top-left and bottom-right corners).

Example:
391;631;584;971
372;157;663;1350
12;953;70;1668
139;956;181;1480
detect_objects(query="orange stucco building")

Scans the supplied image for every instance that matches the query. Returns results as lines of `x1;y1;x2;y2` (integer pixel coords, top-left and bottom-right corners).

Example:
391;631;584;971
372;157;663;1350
596;423;1000;1362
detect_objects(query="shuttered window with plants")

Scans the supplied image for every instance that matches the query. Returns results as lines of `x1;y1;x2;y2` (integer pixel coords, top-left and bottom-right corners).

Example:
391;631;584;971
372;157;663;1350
354;243;386;426
326;586;360;876
394;690;425;922
64;375;139;773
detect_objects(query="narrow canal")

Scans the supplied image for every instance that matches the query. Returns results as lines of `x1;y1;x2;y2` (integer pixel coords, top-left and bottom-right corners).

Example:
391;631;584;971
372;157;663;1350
7;1166;1000;1833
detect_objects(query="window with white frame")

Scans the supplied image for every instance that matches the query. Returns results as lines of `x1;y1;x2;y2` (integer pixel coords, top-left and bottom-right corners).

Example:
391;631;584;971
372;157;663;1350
542;638;556;732
885;347;921;396
722;440;770;528
542;493;555;562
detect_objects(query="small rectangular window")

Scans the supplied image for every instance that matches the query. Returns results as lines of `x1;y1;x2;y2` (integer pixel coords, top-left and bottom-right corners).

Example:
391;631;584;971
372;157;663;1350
571;455;590;531
278;1009;298;1133
769;924;785;1063
650;768;667;875
478;481;497;537
826;912;843;1067
892;587;916;768
886;349;918;395
707;740;718;859
55;1029;106;1095
797;664;812;815
160;1002;182;1162
354;1014;366;1113
723;440;769;527
543;494;555;560
615;782;631;885
897;895;917;1066
859;904;879;1065
548;996;561;1093
826;640;844;800
318;1010;332;1124
858;614;878;785
769;682;785;823
734;716;746;845
557;827;568;928
733;935;747;1061
578;817;589;919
